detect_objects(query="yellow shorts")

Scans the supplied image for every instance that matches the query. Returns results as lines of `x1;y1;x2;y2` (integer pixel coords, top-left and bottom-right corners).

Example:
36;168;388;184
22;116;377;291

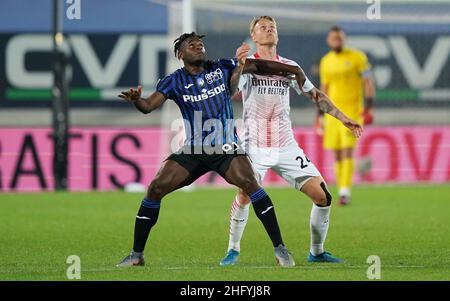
323;115;360;150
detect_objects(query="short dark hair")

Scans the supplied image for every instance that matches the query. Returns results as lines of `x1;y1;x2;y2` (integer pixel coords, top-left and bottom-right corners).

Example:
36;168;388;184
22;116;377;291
329;25;344;33
173;32;206;57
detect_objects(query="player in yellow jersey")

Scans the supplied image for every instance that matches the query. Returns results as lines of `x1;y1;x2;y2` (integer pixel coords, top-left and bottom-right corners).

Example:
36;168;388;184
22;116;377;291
317;26;375;205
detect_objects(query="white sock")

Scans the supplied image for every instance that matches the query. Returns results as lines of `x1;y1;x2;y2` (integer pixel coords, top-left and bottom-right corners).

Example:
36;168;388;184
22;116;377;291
339;187;351;197
227;197;250;252
310;204;331;256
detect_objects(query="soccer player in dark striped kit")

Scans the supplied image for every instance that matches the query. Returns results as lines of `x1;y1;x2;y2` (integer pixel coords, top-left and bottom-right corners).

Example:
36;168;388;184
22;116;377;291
117;32;309;267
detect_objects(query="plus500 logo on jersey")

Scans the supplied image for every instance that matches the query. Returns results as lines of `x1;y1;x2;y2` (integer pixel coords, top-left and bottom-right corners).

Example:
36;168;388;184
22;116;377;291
183;84;226;102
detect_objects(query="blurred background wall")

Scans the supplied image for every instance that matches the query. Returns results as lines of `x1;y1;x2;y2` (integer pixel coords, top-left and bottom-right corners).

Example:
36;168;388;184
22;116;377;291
0;0;449;191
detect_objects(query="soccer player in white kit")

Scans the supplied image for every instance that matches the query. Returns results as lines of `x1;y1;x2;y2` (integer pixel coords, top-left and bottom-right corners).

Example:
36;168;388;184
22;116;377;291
220;16;363;266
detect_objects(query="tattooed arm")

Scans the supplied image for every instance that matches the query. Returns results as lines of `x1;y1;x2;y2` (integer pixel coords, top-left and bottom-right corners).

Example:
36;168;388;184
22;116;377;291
283;65;363;138
240;56;363;138
304;87;363;138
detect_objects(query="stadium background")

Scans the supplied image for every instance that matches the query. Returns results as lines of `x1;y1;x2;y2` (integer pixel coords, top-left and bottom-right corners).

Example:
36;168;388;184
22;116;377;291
1;0;450;282
1;0;449;192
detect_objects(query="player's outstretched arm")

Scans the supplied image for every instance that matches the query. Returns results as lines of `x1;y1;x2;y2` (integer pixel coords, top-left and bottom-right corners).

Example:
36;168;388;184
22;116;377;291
243;58;304;81
305;88;363;138
118;85;166;114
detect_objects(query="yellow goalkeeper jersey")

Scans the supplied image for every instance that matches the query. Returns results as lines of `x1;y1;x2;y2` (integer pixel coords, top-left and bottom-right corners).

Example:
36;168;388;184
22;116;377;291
320;47;370;119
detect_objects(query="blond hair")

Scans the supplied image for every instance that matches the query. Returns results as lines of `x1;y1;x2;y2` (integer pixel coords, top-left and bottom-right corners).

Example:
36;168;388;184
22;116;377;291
249;16;277;35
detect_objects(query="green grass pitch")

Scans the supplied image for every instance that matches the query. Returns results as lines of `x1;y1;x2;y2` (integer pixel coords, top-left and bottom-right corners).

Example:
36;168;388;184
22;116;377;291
1;185;449;281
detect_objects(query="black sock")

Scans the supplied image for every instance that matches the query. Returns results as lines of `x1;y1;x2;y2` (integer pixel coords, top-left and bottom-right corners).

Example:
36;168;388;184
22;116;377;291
133;198;161;253
249;188;284;247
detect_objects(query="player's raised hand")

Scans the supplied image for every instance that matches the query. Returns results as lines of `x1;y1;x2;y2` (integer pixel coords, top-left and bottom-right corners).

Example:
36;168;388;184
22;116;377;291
236;42;250;66
343;118;363;138
118;85;142;103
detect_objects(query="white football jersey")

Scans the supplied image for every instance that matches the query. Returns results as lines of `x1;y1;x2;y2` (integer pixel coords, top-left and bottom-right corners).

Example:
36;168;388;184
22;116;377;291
238;54;315;150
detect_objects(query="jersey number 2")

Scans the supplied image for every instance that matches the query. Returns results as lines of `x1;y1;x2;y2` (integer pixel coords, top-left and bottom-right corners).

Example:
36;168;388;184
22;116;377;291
296;155;311;169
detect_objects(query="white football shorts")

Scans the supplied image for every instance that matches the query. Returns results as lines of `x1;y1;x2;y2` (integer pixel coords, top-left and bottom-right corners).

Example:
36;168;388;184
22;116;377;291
247;144;322;190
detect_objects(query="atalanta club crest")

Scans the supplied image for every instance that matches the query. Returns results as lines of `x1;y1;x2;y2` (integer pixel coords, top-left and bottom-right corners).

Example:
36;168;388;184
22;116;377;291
197;78;205;87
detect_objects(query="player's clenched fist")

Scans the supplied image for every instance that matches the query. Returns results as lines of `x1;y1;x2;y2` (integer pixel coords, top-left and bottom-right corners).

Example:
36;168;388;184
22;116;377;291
118;85;142;103
235;42;250;66
342;118;363;138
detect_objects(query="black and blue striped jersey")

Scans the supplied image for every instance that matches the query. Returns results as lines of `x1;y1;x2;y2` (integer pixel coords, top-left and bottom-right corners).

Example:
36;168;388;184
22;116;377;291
156;59;239;147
